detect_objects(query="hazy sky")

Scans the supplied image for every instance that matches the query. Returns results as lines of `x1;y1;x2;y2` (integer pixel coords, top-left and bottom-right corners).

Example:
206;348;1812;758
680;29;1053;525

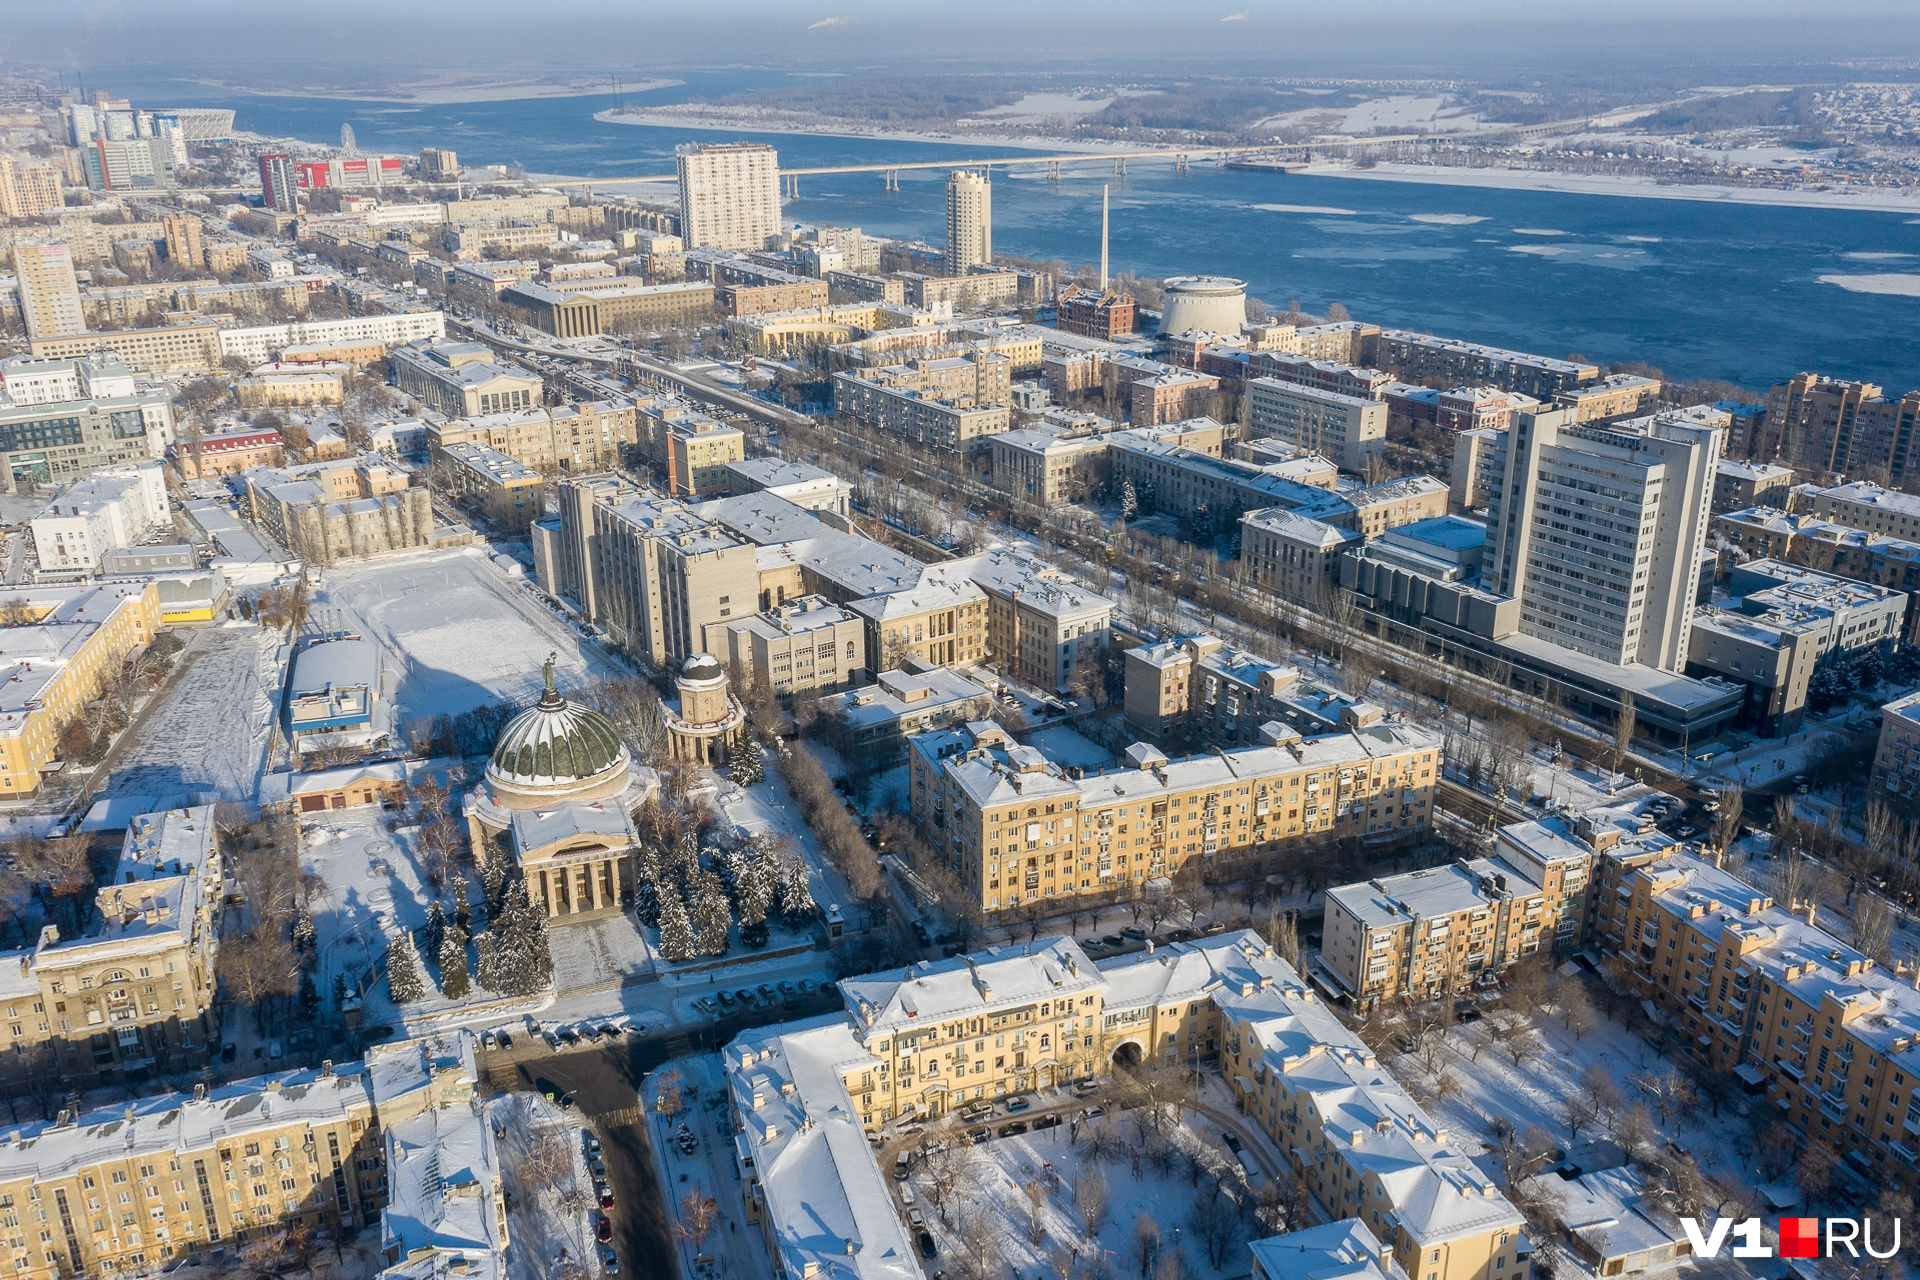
4;0;1916;81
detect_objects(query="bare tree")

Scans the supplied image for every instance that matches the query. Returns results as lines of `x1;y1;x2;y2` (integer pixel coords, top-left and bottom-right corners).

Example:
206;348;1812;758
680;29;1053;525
674;1186;720;1251
1076;1162;1111;1234
1712;785;1744;856
1610;693;1636;790
1187;1185;1242;1268
1849;893;1896;965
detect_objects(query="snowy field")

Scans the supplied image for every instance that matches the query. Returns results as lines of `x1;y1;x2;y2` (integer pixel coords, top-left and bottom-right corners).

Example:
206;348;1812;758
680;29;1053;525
910;1110;1259;1280
96;624;281;806
318;547;622;724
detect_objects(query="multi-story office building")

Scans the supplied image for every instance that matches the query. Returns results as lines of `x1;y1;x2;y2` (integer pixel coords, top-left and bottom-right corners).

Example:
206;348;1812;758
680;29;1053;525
1132;370;1221;428
0;355;174;493
29;462;170;575
847;557;991;674
664;416;746;496
391;341;542;418
1711;458;1794;514
831;372;1011;452
1251;351;1394;402
971;549;1112;691
502;278;715;337
1790;479;1920;538
912;716;1437;916
819;663;994;770
989;429;1111;505
676;143;781;251
591;492;762;664
713;594;866;698
721;457;853;515
170;425;285;479
13;243;85;340
1485;406;1724;670
1238;507;1363;602
1374;330;1597;400
28;322;221;376
1323;813;1604;1004
1552;373;1662;422
1247;378;1387;471
945;170;992;275
242;455;431;564
1766;372;1920;479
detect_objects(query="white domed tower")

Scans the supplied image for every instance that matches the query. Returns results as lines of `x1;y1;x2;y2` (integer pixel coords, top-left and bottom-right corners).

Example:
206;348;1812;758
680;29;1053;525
663;652;746;764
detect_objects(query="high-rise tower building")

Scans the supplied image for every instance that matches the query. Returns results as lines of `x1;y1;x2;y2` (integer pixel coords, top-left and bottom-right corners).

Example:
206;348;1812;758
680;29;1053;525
12;242;86;339
675;143;781;251
258;152;299;212
945;169;992;276
161;214;204;269
1485;405;1725;671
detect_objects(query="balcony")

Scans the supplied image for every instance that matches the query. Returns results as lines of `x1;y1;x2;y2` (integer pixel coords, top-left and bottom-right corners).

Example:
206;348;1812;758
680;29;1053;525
1819;1094;1850;1124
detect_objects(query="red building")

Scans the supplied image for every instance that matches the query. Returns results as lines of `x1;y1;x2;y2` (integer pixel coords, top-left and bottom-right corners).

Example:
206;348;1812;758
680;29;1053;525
1056;286;1137;340
295;156;405;191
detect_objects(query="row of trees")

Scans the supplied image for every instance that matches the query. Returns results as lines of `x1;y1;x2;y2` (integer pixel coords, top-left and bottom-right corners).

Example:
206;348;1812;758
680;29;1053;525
777;741;883;901
387;853;553;1004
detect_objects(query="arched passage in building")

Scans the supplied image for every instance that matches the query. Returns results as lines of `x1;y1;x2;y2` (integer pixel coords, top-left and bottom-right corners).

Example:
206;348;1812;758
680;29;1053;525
1110;1040;1144;1070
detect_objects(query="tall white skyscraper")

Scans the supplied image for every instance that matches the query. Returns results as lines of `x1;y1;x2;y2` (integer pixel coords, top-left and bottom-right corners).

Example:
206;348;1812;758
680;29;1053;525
1486;405;1726;671
12;243;86;340
675;143;782;251
945;170;992;276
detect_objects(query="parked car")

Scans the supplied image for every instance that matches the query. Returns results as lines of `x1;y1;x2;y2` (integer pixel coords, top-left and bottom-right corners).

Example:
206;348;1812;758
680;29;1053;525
918;1230;938;1259
542;1030;563;1049
798;979;815;993
779;981;796;997
558;1028;580;1047
1120;927;1147;941
1081;937;1104;951
597;1216;613;1243
899;1184;916;1206
599;1187;616;1209
583;1133;602;1155
1034;1114;1061;1130
998;1122;1028;1137
967;1127;991;1145
481;1030;498;1049
496;1030;513;1050
907;1207;926;1230
736;988;756;1007
1003;1095;1032;1114
912;922;932;946
716;990;735;1008
1101;934;1125;947
600;1245;620;1274
697;997;718;1014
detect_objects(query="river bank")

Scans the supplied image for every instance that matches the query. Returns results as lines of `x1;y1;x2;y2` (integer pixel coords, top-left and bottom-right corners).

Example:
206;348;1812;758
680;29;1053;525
189;76;682;106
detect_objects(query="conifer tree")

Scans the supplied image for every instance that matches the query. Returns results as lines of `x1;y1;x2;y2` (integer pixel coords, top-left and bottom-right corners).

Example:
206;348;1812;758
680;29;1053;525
453;878;471;934
731;742;763;787
690;867;733;956
421;900;446;961
386;934;426;1004
439;925;471;1001
634;844;664;927
657;889;696;962
778;856;818;927
474;931;500;992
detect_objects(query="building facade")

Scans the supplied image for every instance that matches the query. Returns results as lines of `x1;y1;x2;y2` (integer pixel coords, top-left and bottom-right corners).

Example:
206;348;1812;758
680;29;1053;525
676;143;781;252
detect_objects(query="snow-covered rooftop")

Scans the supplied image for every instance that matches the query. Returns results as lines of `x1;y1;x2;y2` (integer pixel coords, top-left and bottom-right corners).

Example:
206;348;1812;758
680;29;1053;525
840;937;1100;1038
1249;1219;1408;1280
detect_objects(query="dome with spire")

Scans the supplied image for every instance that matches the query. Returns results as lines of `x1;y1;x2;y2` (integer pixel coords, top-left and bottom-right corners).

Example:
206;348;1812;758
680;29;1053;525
483;653;631;808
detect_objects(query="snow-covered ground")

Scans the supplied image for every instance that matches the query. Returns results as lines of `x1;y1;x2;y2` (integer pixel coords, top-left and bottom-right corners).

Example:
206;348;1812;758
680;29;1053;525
298;803;438;1025
95;624;282;806
494;1090;600;1280
909;1108;1259;1280
317;547;623;724
646;1053;775;1280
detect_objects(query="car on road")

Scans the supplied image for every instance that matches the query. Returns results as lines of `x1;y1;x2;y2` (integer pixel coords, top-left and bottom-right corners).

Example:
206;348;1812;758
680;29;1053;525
599;1245;619;1274
998;1122;1028;1137
894;1153;911;1181
918;1230;938;1259
597;1216;612;1243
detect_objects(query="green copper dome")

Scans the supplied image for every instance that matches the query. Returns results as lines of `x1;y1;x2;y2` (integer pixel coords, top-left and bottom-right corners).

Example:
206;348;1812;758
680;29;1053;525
488;655;629;786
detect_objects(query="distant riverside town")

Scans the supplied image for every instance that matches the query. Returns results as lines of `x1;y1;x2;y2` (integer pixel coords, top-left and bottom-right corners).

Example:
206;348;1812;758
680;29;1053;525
0;82;1908;1280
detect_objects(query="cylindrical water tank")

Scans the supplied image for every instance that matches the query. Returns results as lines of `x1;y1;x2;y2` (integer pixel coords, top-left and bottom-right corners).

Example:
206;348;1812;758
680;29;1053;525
1157;275;1248;336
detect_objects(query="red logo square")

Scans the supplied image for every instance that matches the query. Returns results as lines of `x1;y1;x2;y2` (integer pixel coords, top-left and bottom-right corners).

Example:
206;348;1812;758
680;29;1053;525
1777;1218;1820;1258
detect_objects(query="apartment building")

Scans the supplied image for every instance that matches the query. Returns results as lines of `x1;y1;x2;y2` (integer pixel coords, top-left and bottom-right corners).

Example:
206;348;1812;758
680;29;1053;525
730;930;1523;1280
1766;373;1920;479
1711;459;1794;514
676;143;781;251
29;462;170;575
28;323;220;377
911;717;1438;916
438;443;543;533
831;371;1011;452
1251;351;1394;401
1247;378;1388;472
1124;633;1305;747
902;269;1020;312
0;582;163;796
711;594;866;698
1593;843;1920;1181
971;548;1113;692
989;429;1110;505
0;354;174;498
1791;480;1920;538
1553;373;1662;423
0;158;63;219
1214;939;1530;1280
429;401;637;475
945;170;993;274
1375;330;1598;400
391;341;541;418
13;243;85;340
1131;370;1221;428
242;456;430;565
212;312;448;366
1323;814;1603;1003
1872;689;1920;802
1485;406;1724;671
